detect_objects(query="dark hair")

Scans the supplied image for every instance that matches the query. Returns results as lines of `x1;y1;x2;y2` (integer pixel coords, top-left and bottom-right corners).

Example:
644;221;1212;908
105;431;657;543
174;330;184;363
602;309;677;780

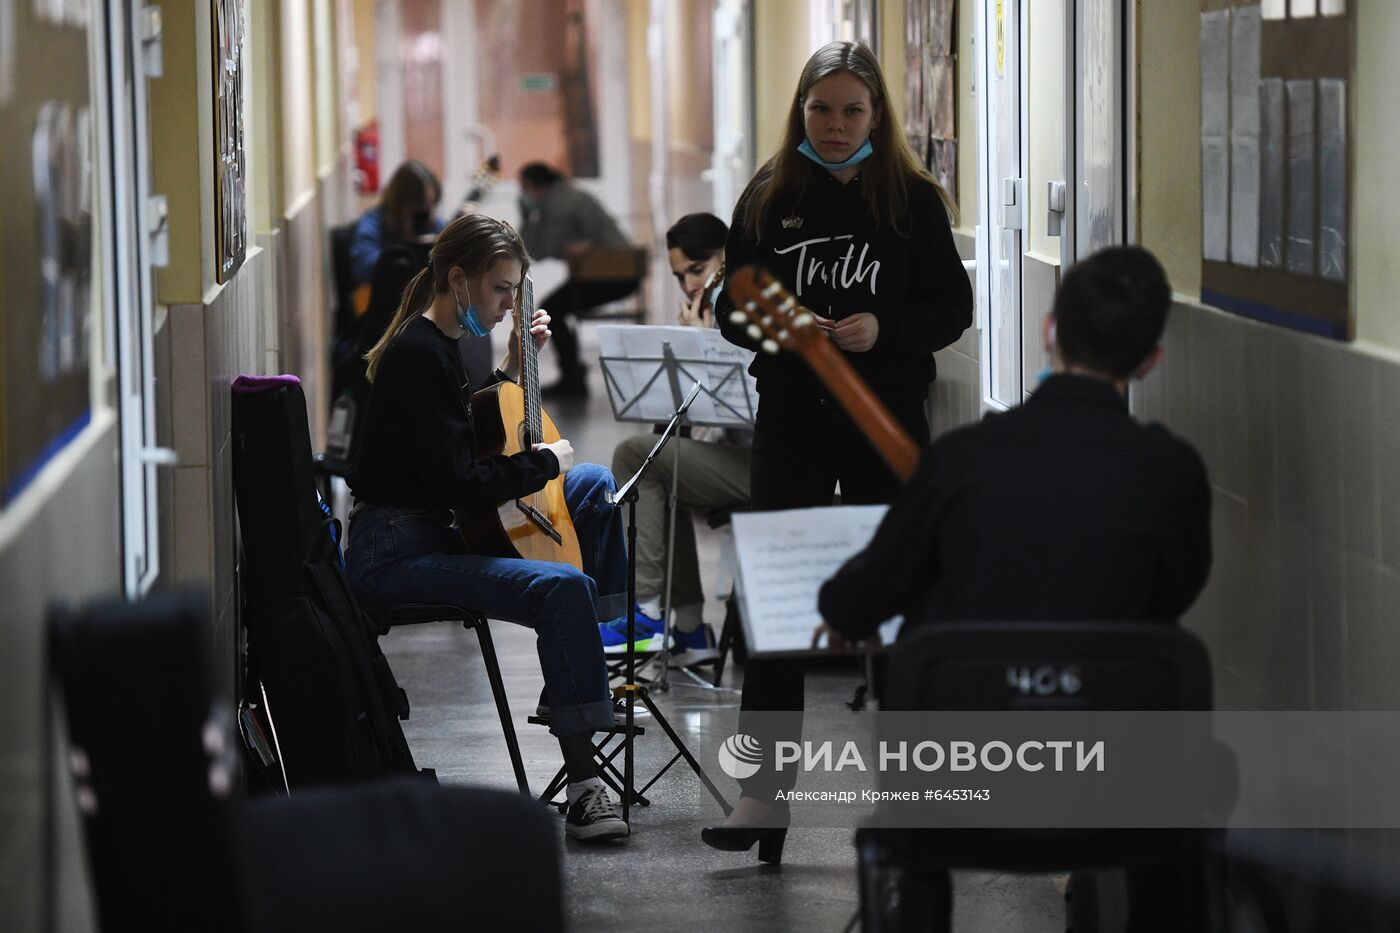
364;213;530;382
1052;246;1172;378
520;162;564;187
741;41;955;241
665;213;728;261
379;160;441;241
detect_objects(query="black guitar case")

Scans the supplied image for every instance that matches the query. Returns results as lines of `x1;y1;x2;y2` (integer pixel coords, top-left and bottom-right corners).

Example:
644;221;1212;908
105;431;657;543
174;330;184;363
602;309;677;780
232;376;419;786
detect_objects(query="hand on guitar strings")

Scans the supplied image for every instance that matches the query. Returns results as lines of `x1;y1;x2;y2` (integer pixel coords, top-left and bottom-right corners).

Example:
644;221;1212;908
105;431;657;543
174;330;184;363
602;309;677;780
502;308;552;380
811;621;882;655
533;438;575;472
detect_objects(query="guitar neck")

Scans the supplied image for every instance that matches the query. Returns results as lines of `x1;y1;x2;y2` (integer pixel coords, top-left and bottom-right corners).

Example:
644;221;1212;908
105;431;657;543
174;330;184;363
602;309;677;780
803;337;921;482
520;276;543;445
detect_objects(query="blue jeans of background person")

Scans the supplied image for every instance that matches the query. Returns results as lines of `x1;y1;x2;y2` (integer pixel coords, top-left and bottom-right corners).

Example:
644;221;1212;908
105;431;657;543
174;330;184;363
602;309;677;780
346;463;627;738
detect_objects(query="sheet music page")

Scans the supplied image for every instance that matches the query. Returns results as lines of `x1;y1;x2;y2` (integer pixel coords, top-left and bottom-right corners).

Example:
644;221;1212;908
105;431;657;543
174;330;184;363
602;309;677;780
697;330;758;425
596;324;755;426
732;505;903;656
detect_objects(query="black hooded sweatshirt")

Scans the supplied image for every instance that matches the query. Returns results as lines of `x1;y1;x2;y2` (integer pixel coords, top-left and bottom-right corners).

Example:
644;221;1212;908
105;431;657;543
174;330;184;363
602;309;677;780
716;161;973;410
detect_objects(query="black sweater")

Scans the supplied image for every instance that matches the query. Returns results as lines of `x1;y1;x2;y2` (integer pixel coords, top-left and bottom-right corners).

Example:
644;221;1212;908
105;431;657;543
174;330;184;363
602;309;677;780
819;375;1212;639
348;315;559;509
716;163;973;407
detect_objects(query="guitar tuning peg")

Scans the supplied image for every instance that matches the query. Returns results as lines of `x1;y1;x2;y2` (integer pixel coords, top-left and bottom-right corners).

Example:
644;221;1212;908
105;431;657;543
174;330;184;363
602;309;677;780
761;338;780;355
747;324;763;340
728;311;746;325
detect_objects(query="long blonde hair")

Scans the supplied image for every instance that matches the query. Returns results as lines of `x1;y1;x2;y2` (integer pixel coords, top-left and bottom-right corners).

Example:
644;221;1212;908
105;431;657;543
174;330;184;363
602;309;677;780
740;41;956;241
363;213;530;382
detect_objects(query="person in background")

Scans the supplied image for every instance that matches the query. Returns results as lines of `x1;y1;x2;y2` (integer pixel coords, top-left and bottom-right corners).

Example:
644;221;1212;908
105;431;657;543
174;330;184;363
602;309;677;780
702;40;973;864
517;161;638;399
604;213;750;667
346;212;632;844
349;159;445;286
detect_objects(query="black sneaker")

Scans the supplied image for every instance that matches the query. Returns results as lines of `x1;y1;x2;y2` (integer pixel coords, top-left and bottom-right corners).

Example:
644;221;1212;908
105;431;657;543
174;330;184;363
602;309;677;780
535;698;650;723
566;784;629;841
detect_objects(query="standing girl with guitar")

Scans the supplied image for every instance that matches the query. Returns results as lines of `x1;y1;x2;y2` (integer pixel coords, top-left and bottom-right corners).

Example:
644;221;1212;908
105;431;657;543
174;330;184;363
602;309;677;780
346;213;631;843
703;41;973;861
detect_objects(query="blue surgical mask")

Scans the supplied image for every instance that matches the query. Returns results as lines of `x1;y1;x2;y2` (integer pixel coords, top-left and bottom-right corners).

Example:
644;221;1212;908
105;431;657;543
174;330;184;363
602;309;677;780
797;137;874;171
455;290;490;338
1034;366;1055;387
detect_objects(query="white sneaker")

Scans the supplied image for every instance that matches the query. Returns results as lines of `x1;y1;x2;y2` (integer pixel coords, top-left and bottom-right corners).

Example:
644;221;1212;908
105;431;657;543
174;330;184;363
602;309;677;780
565;784;629;842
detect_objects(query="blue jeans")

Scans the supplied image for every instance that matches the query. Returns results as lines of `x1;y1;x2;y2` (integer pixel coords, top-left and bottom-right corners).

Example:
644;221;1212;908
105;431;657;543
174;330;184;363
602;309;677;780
346;463;627;738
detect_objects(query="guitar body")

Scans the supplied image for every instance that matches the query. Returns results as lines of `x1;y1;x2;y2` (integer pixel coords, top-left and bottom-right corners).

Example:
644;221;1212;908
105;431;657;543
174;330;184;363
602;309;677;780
459;381;584;569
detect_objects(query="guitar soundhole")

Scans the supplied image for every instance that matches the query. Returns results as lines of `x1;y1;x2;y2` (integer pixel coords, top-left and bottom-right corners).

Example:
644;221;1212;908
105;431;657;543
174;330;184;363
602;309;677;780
517;423;536;451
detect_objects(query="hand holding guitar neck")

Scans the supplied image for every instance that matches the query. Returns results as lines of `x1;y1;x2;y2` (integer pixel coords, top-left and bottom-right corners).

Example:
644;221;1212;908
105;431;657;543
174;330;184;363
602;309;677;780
678;263;725;328
726;265;921;482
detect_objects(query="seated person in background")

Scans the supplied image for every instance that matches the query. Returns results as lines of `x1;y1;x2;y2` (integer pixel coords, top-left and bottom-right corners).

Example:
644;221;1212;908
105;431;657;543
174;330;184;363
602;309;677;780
349;159;445;287
821;245;1211;641
345;213;630;844
517;161;639;399
818;244;1212;933
606;214;751;664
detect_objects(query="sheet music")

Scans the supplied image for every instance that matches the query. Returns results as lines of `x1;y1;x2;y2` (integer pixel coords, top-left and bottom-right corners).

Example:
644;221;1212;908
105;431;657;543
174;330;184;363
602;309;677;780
732;505;903;656
596;325;757;426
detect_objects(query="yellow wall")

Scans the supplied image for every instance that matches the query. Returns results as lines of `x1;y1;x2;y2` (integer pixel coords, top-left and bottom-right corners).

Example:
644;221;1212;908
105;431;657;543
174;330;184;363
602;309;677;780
880;0;904;94
353;0;377;127
149;0;208;303
248;0;285;235
1138;0;1201;298
1026;0;1064;262
281;0;316;210
753;0;812;160
1353;3;1400;350
627;0;650;141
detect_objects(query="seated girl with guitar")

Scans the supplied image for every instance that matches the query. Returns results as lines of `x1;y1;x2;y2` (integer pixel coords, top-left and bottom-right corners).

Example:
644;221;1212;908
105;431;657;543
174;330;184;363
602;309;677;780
345;213;631;843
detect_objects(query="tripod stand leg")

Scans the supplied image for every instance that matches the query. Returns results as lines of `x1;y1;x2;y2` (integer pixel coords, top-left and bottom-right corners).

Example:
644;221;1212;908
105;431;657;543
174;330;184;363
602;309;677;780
640;690;732;815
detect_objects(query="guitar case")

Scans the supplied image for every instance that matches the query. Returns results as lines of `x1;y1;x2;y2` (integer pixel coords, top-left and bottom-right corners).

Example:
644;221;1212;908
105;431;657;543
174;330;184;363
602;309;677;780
232;375;420;787
50;591;255;932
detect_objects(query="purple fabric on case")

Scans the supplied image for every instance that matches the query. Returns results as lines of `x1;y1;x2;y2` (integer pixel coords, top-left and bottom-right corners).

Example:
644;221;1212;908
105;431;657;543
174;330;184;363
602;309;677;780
232;374;301;395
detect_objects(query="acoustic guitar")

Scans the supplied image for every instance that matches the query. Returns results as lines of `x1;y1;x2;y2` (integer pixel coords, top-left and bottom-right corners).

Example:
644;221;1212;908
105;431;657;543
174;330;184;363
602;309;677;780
459;274;584;568
725;265;921;482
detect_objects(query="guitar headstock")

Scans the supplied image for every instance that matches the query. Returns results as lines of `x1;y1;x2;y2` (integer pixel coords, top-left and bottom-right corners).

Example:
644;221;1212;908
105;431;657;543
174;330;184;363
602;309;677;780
725;266;824;357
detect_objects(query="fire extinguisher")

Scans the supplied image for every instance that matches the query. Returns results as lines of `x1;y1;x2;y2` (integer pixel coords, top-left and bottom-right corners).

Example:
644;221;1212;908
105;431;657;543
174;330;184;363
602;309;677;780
354;120;380;194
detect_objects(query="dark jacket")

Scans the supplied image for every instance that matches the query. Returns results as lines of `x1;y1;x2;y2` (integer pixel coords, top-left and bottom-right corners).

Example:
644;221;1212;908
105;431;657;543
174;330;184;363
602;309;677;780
348;316;558;509
716;162;973;408
819;374;1212;639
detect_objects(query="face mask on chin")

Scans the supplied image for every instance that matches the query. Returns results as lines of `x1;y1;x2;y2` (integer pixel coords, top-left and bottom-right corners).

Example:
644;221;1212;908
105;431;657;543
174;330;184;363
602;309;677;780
454;285;490;338
797;137;875;171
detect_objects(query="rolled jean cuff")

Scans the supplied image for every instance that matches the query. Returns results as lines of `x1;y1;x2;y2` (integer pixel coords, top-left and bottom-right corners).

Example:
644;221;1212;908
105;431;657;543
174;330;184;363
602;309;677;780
547;697;617;738
595;591;628;623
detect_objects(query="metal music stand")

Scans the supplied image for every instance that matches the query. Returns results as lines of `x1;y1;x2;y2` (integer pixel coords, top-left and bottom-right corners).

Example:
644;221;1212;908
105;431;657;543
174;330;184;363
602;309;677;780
608;382;731;823
597;326;756;692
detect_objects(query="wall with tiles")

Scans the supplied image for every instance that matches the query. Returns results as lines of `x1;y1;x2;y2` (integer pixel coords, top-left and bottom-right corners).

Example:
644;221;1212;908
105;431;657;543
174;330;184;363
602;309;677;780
1135;300;1400;714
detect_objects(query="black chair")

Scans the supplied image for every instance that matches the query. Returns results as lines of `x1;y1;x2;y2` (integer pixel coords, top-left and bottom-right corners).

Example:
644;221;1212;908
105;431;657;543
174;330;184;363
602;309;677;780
50;591;563;933
368;603;531;796
857;621;1235;932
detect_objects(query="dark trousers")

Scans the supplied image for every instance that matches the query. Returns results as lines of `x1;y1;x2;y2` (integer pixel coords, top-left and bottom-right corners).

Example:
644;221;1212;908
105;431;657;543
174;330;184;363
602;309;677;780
737;391;930;799
538;277;640;377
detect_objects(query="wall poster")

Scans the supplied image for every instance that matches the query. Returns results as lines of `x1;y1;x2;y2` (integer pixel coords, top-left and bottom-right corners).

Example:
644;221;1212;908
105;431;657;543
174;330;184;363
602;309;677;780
0;1;94;505
213;0;247;283
1199;0;1351;339
905;0;957;203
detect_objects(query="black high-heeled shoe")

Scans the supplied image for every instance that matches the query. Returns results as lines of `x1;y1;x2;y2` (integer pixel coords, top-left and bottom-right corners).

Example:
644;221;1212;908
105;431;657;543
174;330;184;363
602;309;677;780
700;801;790;864
700;824;788;864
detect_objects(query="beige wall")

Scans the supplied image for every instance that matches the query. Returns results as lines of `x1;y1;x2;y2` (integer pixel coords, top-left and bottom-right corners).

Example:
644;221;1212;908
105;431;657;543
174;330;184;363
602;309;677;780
753;0;811;161
1353;3;1400;351
1137;0;1201;298
353;0;378;126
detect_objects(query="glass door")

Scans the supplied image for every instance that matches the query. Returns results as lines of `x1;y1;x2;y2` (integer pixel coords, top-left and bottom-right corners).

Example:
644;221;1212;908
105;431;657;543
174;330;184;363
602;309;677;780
978;0;1025;410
